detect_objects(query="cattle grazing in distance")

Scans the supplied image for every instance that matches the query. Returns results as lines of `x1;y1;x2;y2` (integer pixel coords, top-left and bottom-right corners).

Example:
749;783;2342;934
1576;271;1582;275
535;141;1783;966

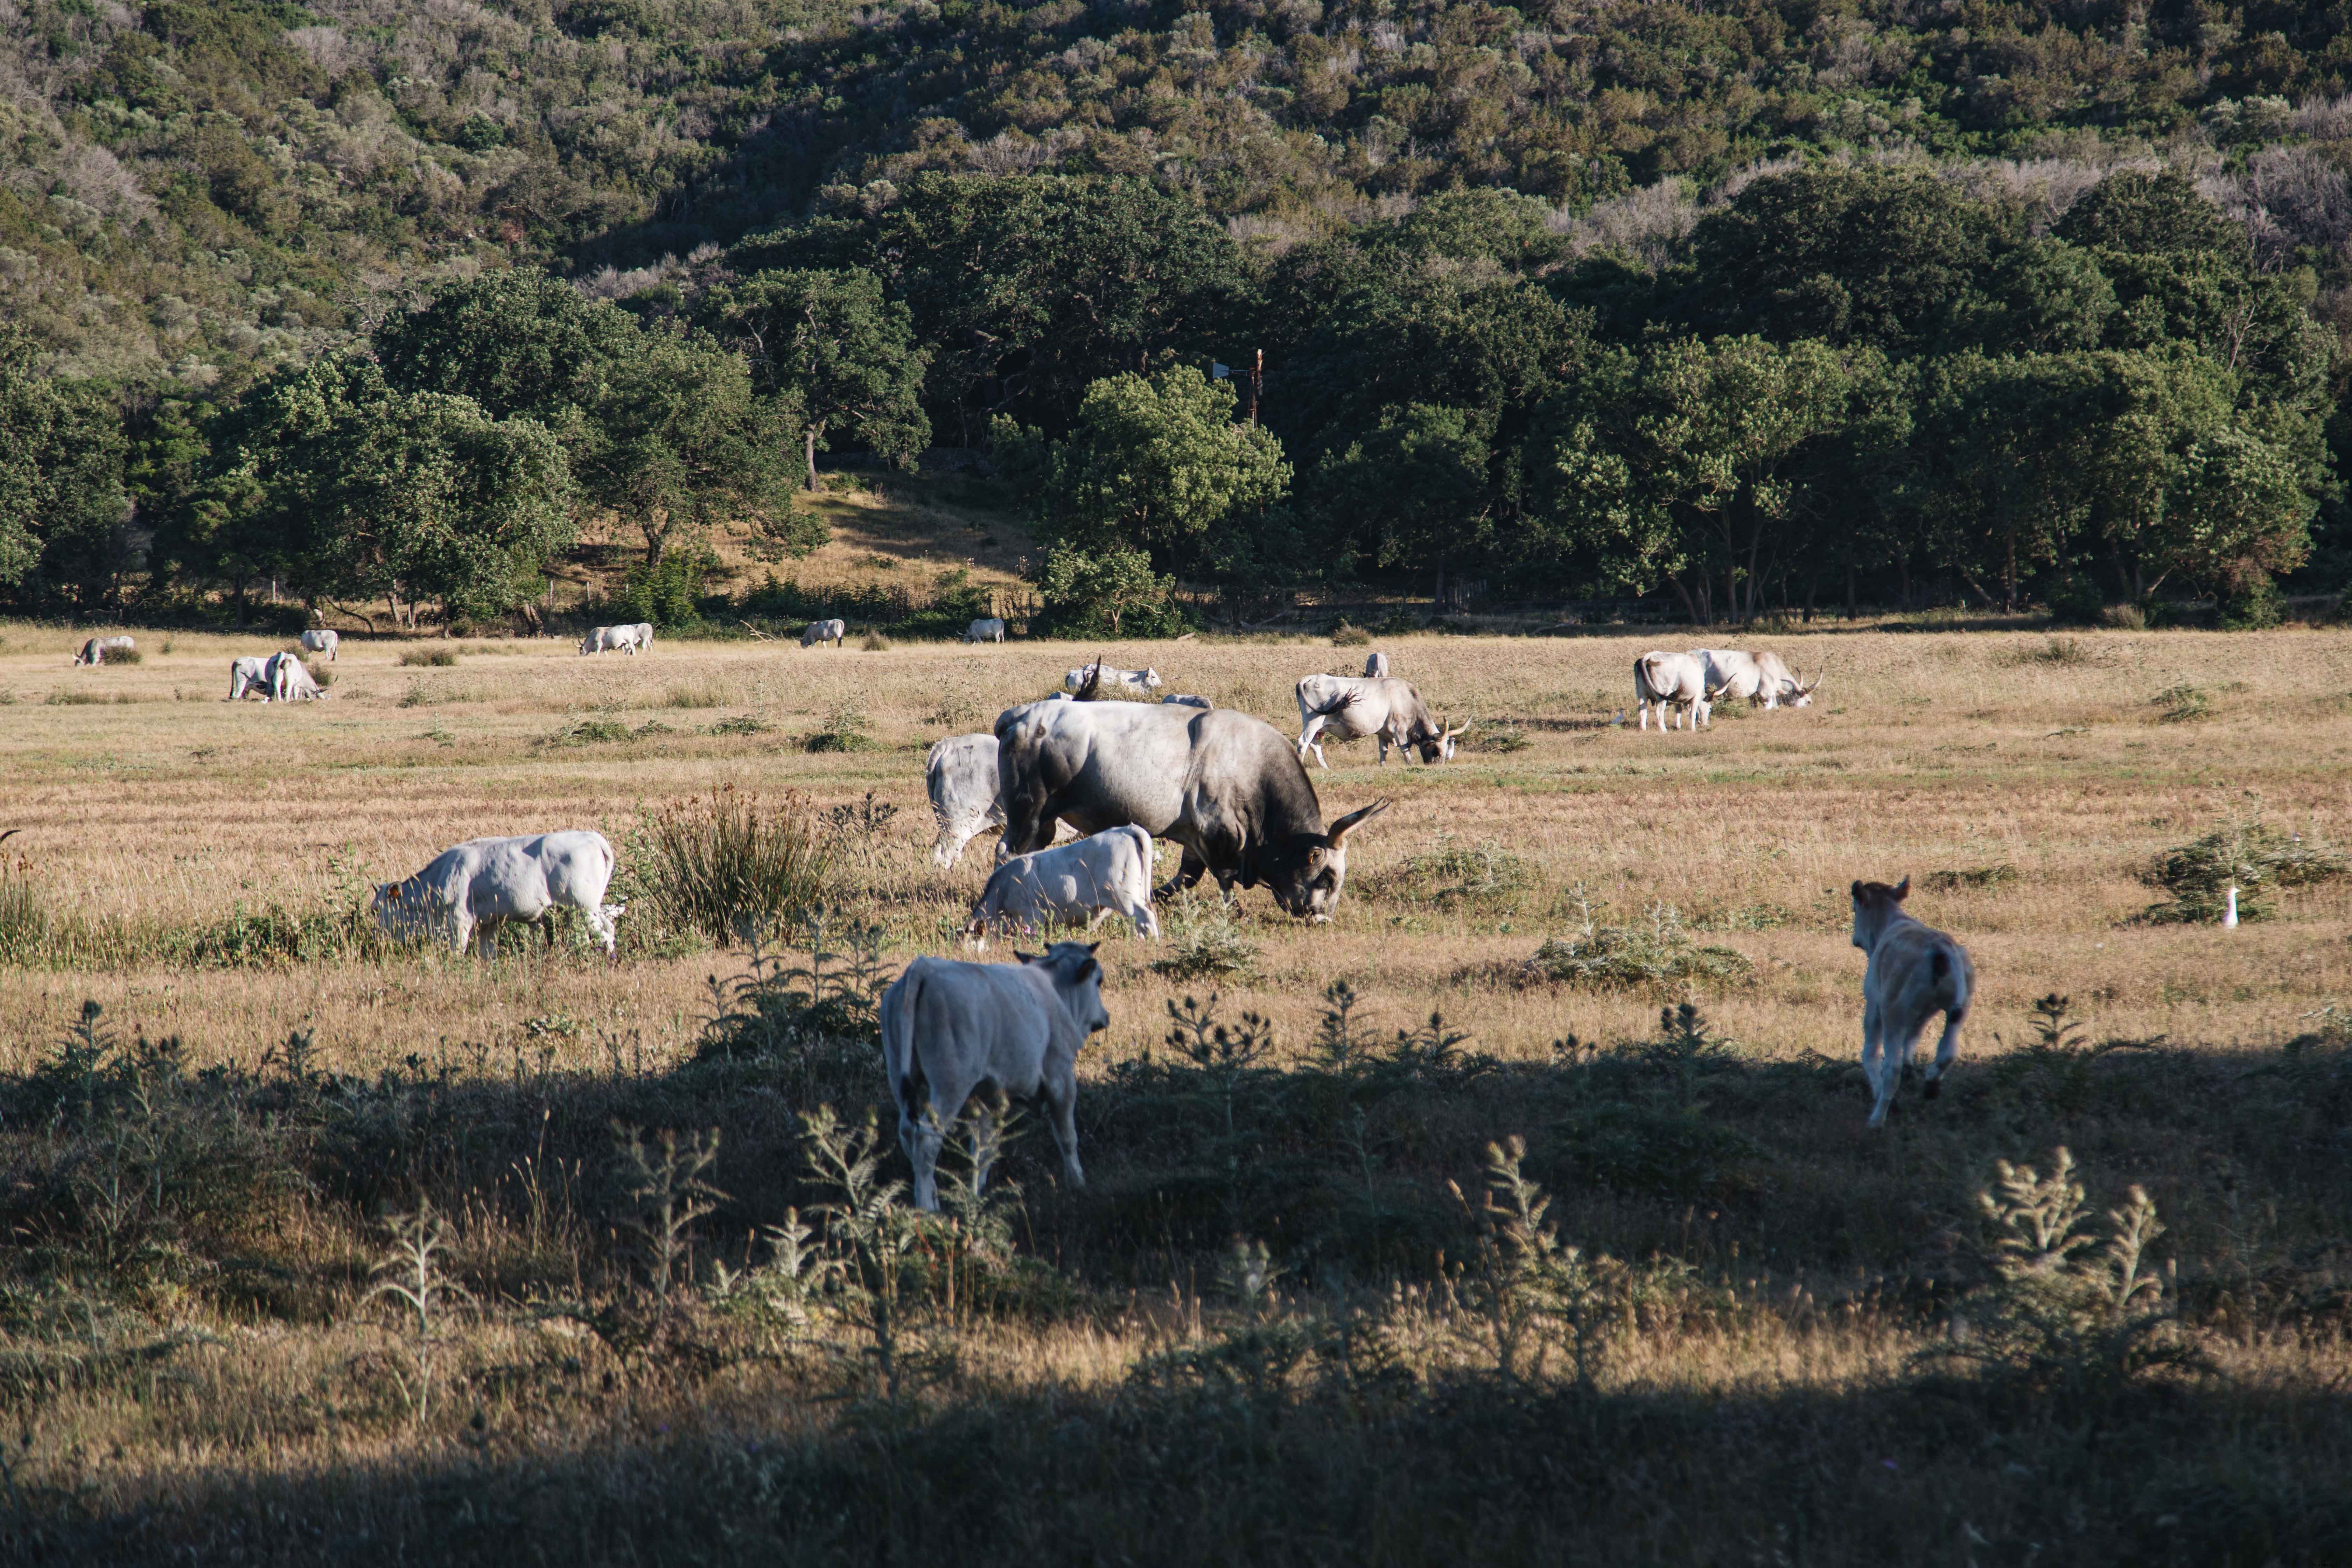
1161;693;1213;709
1692;649;1821;710
879;941;1109;1211
1363;651;1391;678
300;629;341;662
74;635;135;666
265;651;326;702
995;698;1389;921
228;656;273;701
580;623;654;656
966;825;1161;946
1294;674;1465;768
1063;662;1162;697
927;733;1007;869
800;618;847;649
964;617;1006;643
1633;651;1729;732
1850;877;1975;1129
373;831;624;961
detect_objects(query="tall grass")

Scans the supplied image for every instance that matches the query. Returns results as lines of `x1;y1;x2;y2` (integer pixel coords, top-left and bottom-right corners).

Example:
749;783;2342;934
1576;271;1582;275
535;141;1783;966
640;786;834;946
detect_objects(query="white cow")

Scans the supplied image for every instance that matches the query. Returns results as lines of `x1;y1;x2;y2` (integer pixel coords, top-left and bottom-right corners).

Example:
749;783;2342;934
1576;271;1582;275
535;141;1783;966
373;831;624;960
1691;649;1821;710
801;618;847;648
928;733;1007;869
1063;663;1162;696
1161;693;1213;709
228;656;273;701
1850;876;1974;1129
266;651;325;702
1294;674;1464;767
579;623;653;656
74;635;135;666
965;825;1161;946
300;629;341;662
964;617;1006;643
878;942;1109;1210
1633;651;1726;732
1363;652;1391;678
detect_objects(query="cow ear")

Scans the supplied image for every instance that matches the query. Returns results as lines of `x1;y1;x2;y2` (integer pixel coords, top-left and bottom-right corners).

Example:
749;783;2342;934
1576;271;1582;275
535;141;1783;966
1850;880;1863;899
1325;797;1392;849
1892;876;1910;901
1085;941;1102;954
1015;949;1040;964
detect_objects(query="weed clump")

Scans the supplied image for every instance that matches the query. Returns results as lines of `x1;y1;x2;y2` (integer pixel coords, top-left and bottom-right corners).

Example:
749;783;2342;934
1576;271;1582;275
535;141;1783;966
1527;894;1752;992
859;630;891;651
2141;817;2348;924
549;719;632;745
398;649;458;668
804;702;876;752
1150;899;1260;981
2150;683;2211;722
1390;835;1531;907
1463;721;1530;754
1923;864;2019;892
1329;621;1372;646
706;713;771;736
641;786;833;947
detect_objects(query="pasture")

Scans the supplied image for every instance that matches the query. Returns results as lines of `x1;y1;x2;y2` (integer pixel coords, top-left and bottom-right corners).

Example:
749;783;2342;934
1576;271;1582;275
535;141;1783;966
4;620;2352;1562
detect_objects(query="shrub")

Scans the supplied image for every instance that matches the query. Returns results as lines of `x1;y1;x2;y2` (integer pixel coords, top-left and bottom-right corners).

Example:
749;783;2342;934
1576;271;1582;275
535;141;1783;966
398;649;458;668
859;630;891;651
1463;722;1530;754
1527;897;1752;991
617;548;713;629
641;786;833;946
2141;817;2349;924
1037;544;1187;638
1329;621;1372;646
2149;683;2210;722
804;702;876;752
1150;900;1260;981
706;714;771;736
550;719;632;745
1922;864;2019;891
2218;576;2285;631
2043;573;2105;626
1385;836;1531;907
102;648;142;665
2101;603;2147;630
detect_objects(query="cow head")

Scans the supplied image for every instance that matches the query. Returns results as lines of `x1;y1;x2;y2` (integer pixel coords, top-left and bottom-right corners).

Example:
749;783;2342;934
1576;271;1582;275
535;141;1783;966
1786;668;1823;708
1850;876;1910;951
1019;941;1110;1035
1266;799;1391;921
371;879;439;944
1416;719;1468;764
578;630;598;656
1141;667;1163;689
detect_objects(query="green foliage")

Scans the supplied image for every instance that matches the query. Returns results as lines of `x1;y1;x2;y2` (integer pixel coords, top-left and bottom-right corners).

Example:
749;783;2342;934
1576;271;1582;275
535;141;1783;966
396;649;457;668
1989;995;2158;1116
615;545;713;629
1036;544;1185;639
0;322;130;608
2141;818;2350;924
1528;895;1754;992
640;786;834;947
706;267;930;485
1149;903;1260;982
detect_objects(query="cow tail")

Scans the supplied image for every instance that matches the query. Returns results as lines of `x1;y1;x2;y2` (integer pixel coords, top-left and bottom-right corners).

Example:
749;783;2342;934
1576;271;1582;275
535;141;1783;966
881;966;923;1128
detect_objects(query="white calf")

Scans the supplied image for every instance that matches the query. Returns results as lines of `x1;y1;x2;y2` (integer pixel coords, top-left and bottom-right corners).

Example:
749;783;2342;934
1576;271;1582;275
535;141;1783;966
1850;877;1975;1129
801;618;847;648
965;825;1160;945
300;629;341;662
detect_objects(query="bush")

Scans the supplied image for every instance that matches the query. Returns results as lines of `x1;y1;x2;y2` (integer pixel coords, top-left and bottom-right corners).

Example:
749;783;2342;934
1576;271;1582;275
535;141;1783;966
2218;575;2285;631
1527;898;1752;991
2101;603;2147;630
1329;621;1372;646
2043;573;2106;626
640;786;834;947
804;703;876;752
859;630;891;651
617;547;715;629
101;648;142;665
1037;544;1187;638
2141;817;2349;924
398;649;458;668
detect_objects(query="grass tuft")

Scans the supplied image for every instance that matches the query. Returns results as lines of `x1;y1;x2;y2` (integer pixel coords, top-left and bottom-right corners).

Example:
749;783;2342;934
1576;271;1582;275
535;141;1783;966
2141;817;2349;924
640;785;833;946
1527;896;1752;991
398;649;459;667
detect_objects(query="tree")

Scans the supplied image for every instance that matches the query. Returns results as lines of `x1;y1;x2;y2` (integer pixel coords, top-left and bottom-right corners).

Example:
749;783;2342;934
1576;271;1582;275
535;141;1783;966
0;323;131;608
706;268;930;489
1527;337;1867;623
1036;367;1289;572
1313;403;1492;590
1037;544;1184;638
377;270;808;565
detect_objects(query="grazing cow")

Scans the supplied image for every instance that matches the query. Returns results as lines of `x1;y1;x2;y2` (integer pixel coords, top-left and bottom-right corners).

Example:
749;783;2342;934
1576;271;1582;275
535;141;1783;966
1691;649;1821;710
74;636;135;666
1850;877;1974;1129
373;831;624;960
228;656;273;701
1161;693;1213;709
300;629;341;662
996;699;1389;921
927;733;1007;869
1363;652;1391;678
1633;652;1727;732
1294;674;1464;768
964;617;1007;643
878;941;1109;1210
579;624;653;656
265;651;326;702
966;826;1160;946
1062;663;1161;696
800;618;847;648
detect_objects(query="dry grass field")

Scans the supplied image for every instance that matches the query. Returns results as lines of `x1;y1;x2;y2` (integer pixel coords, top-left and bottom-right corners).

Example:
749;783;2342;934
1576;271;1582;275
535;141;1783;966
4;615;2352;1562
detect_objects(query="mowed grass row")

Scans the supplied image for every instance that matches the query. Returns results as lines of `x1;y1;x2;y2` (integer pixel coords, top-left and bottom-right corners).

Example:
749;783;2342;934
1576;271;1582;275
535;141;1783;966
3;624;2348;1075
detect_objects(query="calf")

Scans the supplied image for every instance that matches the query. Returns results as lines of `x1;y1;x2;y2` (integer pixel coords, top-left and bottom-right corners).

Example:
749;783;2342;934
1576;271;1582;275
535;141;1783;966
1850;877;1974;1129
300;629;341;662
373;830;624;960
228;656;273;701
266;651;325;702
579;624;653;656
966;825;1160;946
1363;651;1390;678
879;942;1110;1210
801;618;847;648
75;635;135;666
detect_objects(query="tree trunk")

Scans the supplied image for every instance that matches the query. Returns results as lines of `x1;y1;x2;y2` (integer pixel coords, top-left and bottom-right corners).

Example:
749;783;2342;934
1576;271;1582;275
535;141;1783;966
805;426;820;492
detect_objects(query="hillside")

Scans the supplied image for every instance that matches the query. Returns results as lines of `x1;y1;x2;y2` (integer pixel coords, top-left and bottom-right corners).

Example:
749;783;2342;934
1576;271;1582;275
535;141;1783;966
8;0;2352;382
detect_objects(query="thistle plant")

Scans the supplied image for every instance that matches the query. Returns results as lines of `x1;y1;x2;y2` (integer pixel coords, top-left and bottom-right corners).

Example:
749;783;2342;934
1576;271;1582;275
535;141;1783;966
610;1123;726;1299
365;1199;474;1426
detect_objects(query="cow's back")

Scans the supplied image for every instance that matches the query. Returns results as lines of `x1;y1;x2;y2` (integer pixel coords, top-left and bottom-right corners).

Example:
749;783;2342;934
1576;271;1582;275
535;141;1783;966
997;701;1197;836
889;957;1064;1093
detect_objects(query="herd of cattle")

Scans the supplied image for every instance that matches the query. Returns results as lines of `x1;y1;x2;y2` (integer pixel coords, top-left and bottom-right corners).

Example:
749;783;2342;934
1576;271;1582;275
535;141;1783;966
59;623;1969;1167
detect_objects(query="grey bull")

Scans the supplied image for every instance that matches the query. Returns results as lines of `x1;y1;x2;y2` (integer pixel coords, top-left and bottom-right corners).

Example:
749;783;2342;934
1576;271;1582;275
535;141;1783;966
373;830;625;960
801;618;847;648
879;943;1109;1210
995;699;1389;921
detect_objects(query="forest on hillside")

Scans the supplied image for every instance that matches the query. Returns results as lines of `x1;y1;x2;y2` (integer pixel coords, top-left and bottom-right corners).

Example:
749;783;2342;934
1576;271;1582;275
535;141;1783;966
5;0;2352;625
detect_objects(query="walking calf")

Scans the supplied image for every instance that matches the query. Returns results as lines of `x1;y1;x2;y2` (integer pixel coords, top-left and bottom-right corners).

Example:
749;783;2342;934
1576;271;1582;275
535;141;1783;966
1850;876;1974;1128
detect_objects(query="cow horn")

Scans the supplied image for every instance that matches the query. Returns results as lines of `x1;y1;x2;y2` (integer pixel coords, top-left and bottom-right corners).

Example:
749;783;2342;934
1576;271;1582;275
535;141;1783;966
1075;656;1104;702
1325;797;1392;848
0;828;18;847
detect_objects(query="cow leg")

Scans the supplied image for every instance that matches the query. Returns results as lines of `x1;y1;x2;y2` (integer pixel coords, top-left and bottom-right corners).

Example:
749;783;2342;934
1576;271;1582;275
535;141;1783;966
1860;996;1890;1127
1158;848;1210;900
1297;716;1328;768
583;902;619;962
1880;1013;1929;1122
1923;1002;1966;1099
1129;897;1162;939
1042;1070;1085;1193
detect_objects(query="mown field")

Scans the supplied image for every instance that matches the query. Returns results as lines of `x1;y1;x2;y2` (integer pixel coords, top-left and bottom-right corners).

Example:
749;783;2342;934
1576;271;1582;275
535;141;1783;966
3;620;2351;1563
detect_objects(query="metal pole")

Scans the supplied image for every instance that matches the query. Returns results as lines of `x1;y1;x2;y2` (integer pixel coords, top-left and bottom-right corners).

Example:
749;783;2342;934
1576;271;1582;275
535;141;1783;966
1250;349;1262;426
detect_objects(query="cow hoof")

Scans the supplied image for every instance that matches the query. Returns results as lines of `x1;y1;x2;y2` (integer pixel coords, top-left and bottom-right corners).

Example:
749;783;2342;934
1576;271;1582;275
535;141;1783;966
1923;1078;1941;1100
